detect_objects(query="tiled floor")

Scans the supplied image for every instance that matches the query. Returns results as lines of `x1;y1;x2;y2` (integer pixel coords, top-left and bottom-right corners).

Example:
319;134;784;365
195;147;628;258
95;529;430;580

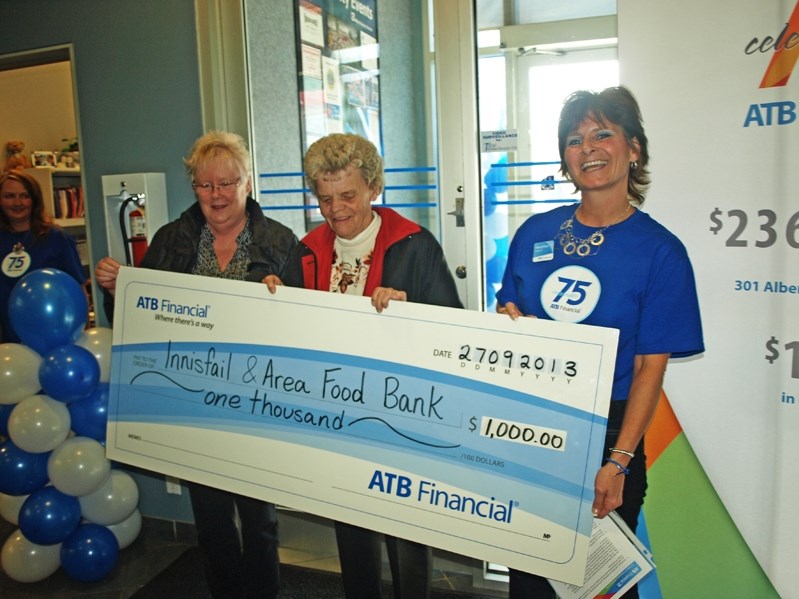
0;508;509;598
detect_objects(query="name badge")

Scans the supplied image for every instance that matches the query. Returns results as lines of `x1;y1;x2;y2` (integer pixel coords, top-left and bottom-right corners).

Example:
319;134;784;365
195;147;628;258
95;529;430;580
532;240;554;263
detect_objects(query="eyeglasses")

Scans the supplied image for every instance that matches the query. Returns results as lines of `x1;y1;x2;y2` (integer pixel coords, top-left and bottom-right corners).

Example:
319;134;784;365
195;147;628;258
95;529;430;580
192;178;241;195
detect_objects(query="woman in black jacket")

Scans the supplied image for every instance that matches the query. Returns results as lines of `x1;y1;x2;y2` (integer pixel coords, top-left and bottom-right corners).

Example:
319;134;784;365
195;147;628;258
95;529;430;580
95;130;297;599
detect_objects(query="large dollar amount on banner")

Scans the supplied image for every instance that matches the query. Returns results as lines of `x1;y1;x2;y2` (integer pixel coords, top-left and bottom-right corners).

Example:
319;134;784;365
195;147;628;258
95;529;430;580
106;268;618;584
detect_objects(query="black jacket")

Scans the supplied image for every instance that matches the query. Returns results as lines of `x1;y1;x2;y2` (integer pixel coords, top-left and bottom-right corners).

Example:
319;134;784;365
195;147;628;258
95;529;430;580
103;197;297;321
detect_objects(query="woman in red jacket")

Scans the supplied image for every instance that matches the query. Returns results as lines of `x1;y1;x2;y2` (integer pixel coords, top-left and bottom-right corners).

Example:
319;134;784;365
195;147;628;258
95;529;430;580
267;133;462;599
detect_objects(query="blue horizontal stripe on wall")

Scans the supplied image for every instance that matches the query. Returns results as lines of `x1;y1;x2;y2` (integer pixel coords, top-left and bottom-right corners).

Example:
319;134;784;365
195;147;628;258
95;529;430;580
384;166;436;173
487;179;570;187
258;167;439;211
489;161;561;168
259;171;305;178
489;199;578;206
384;184;436;191
260;188;309;195
260;201;439;212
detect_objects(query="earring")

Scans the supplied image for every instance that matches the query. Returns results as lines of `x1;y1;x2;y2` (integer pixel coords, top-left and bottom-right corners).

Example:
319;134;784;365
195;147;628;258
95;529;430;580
630;161;639;171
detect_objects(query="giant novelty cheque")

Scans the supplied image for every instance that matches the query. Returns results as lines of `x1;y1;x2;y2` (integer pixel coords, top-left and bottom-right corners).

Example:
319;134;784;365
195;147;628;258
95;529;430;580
106;267;618;584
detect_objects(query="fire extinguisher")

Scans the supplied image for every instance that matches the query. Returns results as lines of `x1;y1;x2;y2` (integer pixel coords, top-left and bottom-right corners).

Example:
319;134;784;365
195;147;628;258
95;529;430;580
128;207;148;267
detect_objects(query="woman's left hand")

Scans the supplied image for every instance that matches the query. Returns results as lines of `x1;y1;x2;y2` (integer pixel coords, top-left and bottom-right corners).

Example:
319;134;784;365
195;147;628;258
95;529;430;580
591;353;669;519
592;461;626;518
371;287;407;313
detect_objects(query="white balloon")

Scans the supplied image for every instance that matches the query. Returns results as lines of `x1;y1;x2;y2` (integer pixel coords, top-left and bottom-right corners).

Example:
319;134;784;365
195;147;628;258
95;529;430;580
47;436;111;497
75;327;113;383
79;469;139;526
0;492;29;525
0;343;42;405
106;508;142;549
8;395;71;453
1;528;62;583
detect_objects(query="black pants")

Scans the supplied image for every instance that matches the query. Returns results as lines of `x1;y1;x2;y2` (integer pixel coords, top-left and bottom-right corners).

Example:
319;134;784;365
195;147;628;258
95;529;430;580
509;401;648;599
335;521;432;599
188;482;280;599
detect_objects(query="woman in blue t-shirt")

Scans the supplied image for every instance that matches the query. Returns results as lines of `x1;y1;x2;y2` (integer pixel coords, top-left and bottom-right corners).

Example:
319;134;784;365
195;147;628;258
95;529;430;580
497;86;704;598
0;170;86;343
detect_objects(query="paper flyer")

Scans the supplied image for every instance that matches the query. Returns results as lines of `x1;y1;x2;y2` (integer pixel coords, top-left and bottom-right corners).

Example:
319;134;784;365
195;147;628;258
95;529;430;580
549;512;655;598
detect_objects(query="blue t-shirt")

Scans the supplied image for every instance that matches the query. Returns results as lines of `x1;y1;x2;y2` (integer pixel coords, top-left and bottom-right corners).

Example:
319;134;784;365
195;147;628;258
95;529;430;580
1;228;86;344
496;205;704;400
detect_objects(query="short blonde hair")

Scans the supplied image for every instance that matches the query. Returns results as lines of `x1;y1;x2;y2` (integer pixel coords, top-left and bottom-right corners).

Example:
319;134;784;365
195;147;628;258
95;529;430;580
304;134;383;197
183;130;251;181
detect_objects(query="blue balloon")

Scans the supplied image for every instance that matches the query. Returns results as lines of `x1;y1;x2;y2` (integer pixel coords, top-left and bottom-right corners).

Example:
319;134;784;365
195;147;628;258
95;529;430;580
68;383;109;441
39;345;100;404
8;268;88;355
19;485;81;545
0;403;14;436
60;523;120;582
0;438;50;495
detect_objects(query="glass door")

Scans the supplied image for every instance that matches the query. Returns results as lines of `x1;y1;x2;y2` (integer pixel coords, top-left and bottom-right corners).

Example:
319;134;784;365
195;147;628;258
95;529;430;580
434;0;618;312
478;46;619;311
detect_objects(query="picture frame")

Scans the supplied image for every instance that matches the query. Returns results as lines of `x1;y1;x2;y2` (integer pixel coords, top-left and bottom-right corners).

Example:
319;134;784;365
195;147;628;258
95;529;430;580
31;150;57;168
58;151;80;169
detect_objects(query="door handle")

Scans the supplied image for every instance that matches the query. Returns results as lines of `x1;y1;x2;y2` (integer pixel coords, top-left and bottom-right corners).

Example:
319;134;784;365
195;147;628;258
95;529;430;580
447;197;465;227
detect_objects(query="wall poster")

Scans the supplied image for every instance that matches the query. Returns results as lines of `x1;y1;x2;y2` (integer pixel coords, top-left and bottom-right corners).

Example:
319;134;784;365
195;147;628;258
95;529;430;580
295;0;382;226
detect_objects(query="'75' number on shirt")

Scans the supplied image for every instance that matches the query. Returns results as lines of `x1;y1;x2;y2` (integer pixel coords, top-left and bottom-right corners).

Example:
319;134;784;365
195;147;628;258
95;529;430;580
541;265;600;323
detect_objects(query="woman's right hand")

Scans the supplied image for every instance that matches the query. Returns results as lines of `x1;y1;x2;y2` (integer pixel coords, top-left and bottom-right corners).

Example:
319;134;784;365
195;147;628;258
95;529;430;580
95;257;121;297
262;274;284;294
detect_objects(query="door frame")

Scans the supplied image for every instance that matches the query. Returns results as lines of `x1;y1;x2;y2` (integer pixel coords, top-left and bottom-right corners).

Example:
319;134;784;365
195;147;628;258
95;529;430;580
433;0;484;311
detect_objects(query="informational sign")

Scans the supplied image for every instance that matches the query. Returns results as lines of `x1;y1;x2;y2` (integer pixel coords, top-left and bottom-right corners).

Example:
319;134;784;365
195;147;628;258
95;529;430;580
480;129;519;153
106;267;618;584
295;0;381;151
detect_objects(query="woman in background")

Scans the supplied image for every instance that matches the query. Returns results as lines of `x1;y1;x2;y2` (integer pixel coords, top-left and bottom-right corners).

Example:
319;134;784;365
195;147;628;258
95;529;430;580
0;170;85;343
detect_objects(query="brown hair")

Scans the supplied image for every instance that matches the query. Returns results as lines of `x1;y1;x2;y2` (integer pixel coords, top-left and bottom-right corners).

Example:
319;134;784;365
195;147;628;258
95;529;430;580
558;86;651;205
0;170;55;236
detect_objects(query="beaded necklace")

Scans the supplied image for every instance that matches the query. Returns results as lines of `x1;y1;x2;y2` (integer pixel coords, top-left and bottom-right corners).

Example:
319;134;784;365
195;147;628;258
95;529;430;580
558;203;631;257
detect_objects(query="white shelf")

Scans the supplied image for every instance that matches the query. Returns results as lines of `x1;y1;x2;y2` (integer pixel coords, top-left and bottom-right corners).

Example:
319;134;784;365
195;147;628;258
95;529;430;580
24;166;84;225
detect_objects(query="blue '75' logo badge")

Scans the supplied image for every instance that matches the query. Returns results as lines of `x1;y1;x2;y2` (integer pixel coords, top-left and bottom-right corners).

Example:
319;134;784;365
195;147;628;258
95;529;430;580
540;265;600;323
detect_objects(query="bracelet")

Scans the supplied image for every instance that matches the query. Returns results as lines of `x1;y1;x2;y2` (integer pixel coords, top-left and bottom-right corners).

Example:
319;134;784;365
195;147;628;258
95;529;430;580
605;457;630;476
609;447;635;459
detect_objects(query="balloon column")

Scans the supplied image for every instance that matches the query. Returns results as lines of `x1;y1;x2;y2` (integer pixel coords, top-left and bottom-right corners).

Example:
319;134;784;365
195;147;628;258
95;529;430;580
0;268;141;584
